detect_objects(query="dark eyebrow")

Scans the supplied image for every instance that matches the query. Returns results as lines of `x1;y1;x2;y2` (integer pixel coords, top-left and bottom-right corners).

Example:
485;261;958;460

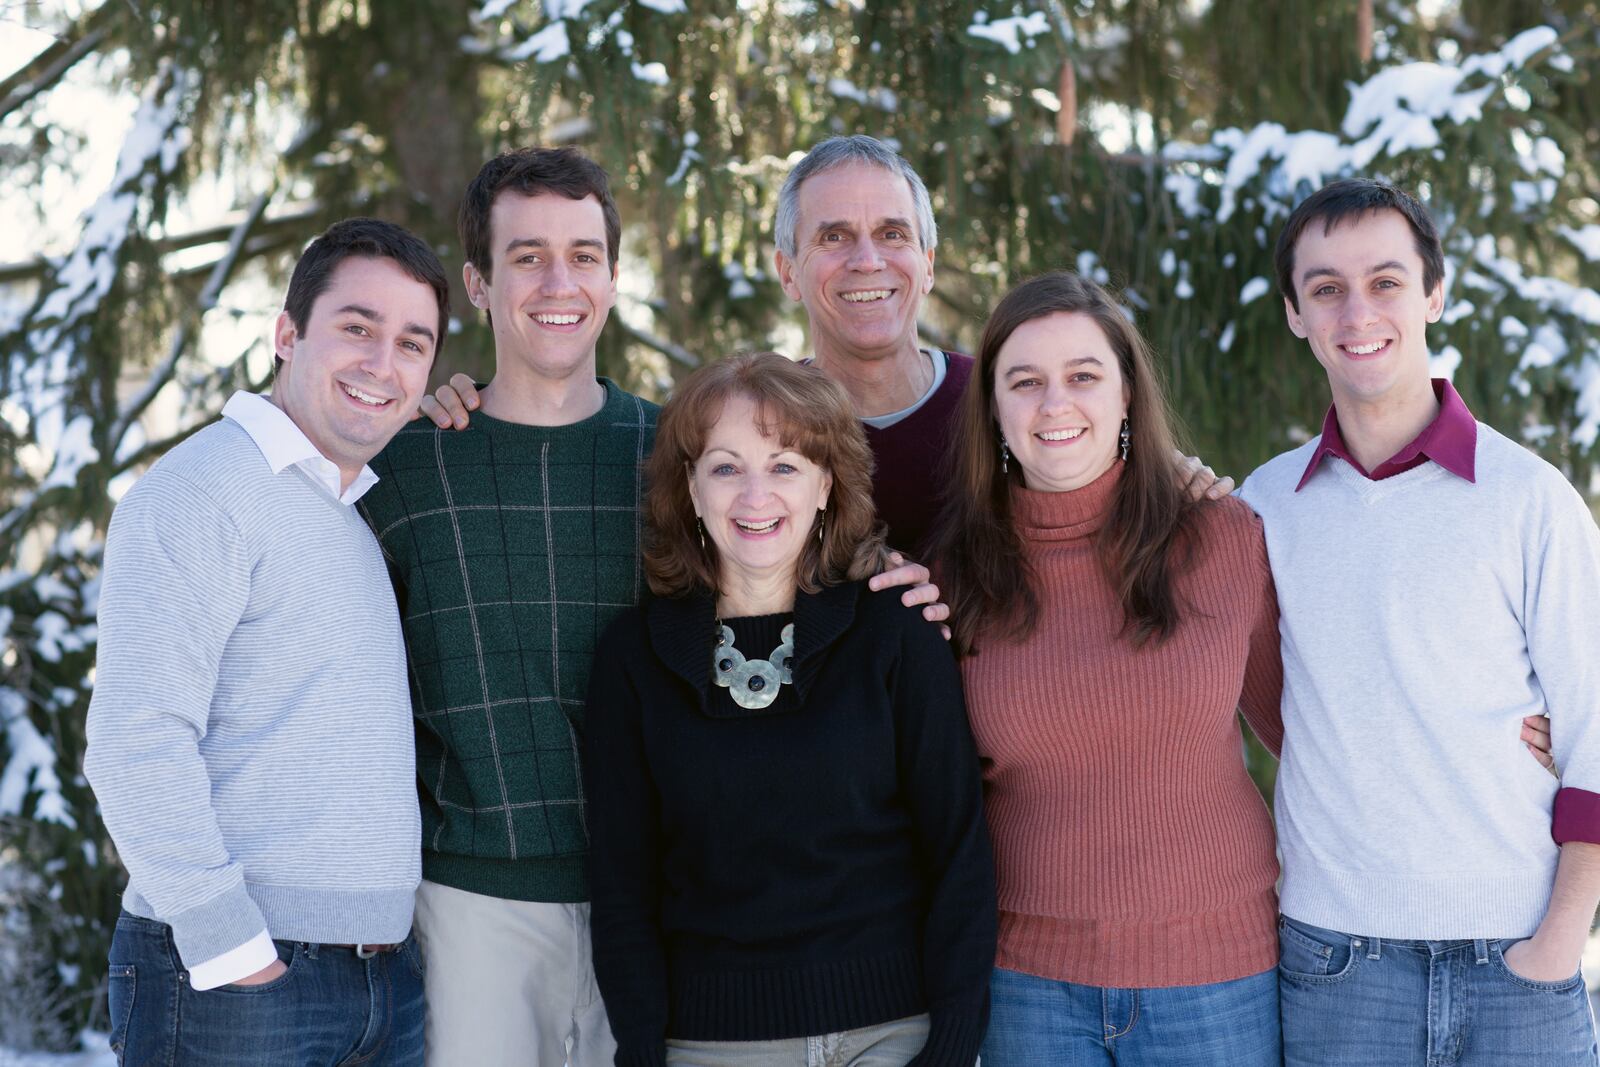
1003;357;1103;376
505;236;605;254
879;216;915;233
1301;260;1411;285
335;304;433;344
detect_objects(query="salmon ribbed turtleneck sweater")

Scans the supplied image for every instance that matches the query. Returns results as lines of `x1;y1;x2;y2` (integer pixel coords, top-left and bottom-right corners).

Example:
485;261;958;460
960;462;1284;988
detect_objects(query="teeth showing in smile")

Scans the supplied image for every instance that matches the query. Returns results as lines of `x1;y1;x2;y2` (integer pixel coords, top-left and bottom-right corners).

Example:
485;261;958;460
1037;428;1084;441
342;384;388;406
535;313;582;325
735;518;781;532
842;290;892;303
1344;340;1388;355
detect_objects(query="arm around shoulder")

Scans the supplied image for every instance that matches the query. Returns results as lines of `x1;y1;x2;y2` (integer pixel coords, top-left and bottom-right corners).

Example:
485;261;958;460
1231;503;1284;757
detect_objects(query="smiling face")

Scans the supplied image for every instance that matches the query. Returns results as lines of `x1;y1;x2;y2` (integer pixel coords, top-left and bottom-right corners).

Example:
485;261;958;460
272;255;438;484
774;163;934;365
464;191;618;381
1284;208;1445;413
992;311;1129;494
687;392;833;594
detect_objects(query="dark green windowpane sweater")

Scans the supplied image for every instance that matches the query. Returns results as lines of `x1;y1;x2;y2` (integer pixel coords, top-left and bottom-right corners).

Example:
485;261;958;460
360;380;659;902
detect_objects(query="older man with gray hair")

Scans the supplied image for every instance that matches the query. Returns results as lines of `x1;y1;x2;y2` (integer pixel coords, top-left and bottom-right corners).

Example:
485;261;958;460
771;134;969;551
772;135;1234;550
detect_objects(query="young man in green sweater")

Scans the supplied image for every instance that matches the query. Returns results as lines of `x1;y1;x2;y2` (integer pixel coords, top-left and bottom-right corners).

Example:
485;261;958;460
361;147;941;1067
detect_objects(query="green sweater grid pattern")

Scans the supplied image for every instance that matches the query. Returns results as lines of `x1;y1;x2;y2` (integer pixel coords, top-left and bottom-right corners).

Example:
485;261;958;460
360;381;659;902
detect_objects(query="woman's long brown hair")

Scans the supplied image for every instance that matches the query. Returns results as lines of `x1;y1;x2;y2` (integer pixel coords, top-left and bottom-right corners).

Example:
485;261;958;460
928;271;1200;656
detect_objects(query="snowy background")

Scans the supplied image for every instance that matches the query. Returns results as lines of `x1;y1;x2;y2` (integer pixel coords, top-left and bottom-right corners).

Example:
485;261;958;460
2;0;1598;1055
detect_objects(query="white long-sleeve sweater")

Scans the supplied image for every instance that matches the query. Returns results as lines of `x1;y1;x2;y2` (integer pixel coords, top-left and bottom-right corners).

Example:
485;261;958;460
1241;422;1600;939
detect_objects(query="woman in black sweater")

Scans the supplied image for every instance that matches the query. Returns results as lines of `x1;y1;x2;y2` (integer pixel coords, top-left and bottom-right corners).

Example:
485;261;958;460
582;352;995;1067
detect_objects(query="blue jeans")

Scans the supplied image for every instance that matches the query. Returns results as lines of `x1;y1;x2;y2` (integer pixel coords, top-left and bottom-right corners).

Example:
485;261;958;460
107;911;425;1066
980;965;1280;1066
1278;915;1599;1066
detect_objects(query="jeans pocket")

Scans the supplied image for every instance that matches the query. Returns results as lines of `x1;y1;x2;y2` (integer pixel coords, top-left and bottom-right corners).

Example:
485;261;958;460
1491;940;1585;992
401;933;425;981
216;941;299;994
107;964;136;1059
1277;917;1359;984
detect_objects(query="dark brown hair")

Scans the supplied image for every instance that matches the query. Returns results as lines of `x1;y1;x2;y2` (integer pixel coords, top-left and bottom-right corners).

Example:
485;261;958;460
280;216;451;372
458;146;622;281
645;352;890;598
929;271;1198;656
1274;178;1444;312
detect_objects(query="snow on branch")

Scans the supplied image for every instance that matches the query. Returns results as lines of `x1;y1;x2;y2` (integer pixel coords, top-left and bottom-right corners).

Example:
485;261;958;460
468;0;681;65
1463;236;1600;446
967;11;1051;54
1153;26;1599;456
1162;26;1563;226
111;189;274;446
0;688;73;828
1;63;194;531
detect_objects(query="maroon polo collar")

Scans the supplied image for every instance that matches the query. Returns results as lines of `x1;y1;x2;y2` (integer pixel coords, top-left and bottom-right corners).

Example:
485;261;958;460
1296;378;1477;492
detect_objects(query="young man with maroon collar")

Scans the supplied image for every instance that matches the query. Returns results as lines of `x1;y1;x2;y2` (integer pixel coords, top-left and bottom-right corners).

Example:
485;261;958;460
1241;178;1600;1066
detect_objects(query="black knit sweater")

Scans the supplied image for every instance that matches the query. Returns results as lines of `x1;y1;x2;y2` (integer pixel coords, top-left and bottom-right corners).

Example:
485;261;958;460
582;580;996;1067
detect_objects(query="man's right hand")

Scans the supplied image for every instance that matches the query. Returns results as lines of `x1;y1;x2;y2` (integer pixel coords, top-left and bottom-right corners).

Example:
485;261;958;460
229;957;288;986
416;373;482;429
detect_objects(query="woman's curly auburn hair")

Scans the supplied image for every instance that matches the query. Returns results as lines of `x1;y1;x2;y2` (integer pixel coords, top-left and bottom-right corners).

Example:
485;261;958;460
644;352;891;598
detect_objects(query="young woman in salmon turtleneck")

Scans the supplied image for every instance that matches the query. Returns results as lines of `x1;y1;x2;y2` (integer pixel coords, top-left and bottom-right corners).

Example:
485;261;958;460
928;270;1285;1067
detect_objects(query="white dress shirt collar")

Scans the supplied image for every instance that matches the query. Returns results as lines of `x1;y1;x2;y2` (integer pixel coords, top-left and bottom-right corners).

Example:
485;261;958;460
221;391;379;506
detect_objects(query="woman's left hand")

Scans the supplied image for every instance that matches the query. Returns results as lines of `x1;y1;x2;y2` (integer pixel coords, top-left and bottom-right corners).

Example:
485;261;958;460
1174;450;1235;500
870;552;952;638
1523;714;1557;777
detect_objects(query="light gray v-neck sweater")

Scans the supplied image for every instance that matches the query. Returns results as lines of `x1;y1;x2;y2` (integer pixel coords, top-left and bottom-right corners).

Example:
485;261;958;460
1241;423;1600;939
85;418;420;967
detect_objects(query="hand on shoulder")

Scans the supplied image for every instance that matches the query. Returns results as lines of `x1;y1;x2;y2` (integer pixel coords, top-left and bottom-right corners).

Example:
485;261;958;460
416;373;481;429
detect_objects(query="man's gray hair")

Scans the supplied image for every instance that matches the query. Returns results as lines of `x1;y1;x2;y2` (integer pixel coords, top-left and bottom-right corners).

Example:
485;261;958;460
774;136;938;259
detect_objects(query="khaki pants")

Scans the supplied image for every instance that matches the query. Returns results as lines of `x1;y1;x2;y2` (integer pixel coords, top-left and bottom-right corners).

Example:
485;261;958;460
414;879;617;1067
665;1014;932;1067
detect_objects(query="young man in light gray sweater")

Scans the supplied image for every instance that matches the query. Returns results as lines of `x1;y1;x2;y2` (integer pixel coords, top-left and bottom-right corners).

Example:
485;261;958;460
83;218;447;1066
1241;179;1600;1066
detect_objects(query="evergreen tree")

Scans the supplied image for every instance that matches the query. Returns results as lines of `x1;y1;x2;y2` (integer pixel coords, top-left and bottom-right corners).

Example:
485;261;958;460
1;0;1595;1046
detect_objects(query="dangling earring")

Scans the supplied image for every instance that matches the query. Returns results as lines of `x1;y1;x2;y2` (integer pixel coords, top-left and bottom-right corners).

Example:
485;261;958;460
1119;418;1131;462
697;517;707;551
816;507;825;542
999;437;1010;474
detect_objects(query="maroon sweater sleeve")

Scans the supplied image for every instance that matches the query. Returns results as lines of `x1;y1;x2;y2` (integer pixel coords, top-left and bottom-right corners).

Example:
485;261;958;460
1552;788;1600;845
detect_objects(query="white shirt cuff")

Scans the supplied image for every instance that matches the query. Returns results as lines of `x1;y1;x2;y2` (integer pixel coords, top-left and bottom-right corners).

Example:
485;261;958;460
187;930;277;990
